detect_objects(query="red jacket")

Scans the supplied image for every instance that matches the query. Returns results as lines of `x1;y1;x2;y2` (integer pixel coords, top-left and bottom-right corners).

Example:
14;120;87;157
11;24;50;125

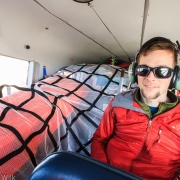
91;90;180;180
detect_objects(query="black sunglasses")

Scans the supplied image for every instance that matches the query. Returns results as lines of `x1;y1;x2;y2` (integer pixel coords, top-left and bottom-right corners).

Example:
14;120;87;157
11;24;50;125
135;65;174;79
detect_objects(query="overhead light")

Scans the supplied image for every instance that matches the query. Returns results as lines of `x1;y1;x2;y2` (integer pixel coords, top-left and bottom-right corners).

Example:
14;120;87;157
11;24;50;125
73;0;93;3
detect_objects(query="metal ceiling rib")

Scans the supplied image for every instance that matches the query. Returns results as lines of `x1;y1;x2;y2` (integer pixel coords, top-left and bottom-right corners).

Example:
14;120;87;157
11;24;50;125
89;3;131;62
140;0;149;46
141;0;180;45
89;0;145;60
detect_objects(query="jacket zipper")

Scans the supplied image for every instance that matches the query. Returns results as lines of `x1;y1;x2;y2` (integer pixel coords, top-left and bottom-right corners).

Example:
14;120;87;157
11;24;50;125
130;115;152;173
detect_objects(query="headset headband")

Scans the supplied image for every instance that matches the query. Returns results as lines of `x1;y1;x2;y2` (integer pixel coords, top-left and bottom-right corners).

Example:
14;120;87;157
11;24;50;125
135;37;177;62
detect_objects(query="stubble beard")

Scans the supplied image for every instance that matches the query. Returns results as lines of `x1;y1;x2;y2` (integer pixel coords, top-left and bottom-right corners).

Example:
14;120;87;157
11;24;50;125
140;89;161;100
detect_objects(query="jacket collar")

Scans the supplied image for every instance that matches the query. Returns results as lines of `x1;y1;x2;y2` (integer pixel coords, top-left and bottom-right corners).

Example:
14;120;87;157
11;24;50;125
112;88;179;117
112;88;144;114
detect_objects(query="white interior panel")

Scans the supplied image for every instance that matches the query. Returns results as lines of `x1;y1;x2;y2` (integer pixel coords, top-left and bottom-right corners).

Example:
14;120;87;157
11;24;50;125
1;0;180;78
36;22;112;76
143;0;180;44
0;0;59;61
0;0;145;77
37;0;145;61
92;0;145;60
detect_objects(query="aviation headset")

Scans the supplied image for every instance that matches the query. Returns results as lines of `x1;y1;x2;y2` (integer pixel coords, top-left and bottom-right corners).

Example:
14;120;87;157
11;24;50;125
128;37;180;90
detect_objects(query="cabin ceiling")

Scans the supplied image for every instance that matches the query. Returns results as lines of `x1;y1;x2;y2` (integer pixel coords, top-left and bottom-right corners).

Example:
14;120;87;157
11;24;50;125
0;0;180;75
144;0;180;44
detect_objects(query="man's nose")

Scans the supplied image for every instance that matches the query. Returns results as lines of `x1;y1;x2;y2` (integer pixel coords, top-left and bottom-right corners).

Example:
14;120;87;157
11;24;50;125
146;70;156;80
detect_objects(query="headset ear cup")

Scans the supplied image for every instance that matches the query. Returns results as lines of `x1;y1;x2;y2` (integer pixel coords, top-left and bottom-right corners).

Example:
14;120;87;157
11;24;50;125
128;62;137;83
169;66;177;89
174;66;180;90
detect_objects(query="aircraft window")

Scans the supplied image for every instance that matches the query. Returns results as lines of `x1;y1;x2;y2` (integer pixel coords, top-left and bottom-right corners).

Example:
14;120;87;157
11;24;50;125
0;55;29;97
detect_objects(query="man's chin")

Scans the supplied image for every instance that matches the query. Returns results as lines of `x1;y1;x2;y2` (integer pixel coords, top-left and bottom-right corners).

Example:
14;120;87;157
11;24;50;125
141;90;160;100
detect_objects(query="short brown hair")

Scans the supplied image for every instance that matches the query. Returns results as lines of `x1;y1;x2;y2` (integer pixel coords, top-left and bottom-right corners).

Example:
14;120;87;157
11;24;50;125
137;41;178;67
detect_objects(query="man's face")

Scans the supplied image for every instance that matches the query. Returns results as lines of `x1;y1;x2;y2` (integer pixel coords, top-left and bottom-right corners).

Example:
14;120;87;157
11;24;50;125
137;50;174;100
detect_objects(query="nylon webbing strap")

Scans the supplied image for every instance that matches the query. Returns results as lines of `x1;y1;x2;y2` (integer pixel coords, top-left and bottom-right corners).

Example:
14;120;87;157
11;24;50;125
40;64;127;155
38;64;123;156
0;64;130;172
0;84;57;167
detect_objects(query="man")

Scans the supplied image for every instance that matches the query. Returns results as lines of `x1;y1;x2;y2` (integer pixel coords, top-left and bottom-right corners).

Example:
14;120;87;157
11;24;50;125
91;37;180;180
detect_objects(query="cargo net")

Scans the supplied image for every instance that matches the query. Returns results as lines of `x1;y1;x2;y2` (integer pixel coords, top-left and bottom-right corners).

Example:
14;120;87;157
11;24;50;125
0;64;137;179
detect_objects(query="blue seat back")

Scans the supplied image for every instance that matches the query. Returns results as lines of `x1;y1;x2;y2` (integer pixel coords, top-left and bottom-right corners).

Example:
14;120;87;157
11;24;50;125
29;151;144;180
